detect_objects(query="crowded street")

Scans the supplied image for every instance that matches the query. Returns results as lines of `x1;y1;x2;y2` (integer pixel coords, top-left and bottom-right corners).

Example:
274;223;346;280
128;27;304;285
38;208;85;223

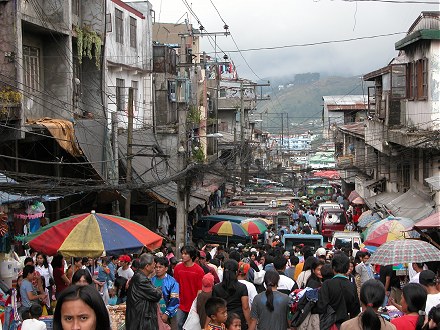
0;1;440;330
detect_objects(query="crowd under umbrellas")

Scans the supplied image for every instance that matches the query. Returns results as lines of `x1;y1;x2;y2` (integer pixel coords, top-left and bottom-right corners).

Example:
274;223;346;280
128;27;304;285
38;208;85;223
7;203;440;330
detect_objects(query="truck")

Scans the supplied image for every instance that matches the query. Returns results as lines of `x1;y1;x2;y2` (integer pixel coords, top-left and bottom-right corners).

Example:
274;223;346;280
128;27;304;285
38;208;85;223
282;234;324;253
331;231;362;250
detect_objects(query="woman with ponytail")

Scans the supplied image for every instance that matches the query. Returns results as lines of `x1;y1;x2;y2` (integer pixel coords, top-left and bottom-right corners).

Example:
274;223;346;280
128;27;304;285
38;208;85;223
341;279;396;330
248;270;290;330
391;283;428;330
212;259;250;329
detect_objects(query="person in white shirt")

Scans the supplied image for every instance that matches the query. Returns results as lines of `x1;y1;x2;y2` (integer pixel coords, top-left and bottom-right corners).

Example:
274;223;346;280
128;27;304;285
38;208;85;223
117;255;134;280
237;262;258;308
21;304;47;330
409;263;425;284
419;270;440;314
272;256;298;295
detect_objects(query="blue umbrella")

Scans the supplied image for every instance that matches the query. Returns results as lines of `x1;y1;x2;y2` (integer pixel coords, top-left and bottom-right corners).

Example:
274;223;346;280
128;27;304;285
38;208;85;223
358;213;381;228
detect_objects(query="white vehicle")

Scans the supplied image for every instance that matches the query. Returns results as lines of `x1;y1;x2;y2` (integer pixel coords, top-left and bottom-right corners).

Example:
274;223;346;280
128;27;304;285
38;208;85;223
331;231;362;250
316;201;341;218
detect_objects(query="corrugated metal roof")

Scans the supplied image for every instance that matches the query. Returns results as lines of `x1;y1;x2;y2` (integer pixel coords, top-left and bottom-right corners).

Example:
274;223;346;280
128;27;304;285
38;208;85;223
425;175;440;191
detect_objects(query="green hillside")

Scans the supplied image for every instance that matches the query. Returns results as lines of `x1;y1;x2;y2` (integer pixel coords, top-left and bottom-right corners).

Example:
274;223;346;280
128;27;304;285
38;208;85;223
257;74;369;132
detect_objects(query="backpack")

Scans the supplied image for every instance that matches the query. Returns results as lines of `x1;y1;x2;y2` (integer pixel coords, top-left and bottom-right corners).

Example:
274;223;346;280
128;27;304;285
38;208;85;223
290;288;319;327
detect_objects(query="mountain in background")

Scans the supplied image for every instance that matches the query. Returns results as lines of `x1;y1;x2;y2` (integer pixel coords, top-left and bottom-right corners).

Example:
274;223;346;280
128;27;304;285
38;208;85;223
256;73;370;132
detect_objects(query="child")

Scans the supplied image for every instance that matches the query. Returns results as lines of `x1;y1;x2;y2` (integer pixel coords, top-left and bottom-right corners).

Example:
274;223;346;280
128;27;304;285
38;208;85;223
21;304;47;330
108;287;118;306
225;313;241;330
205;297;228;330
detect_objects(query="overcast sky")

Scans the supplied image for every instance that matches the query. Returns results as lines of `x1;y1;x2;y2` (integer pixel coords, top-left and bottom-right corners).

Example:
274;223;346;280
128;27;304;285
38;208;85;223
147;0;438;81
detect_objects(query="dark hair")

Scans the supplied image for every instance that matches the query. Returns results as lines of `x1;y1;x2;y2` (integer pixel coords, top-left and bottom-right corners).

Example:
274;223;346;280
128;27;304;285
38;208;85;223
51;254;64;268
205;297;227;318
71;269;93;286
24;257;34;265
290;255;300;266
273;256;288;270
225;312;241;328
321;263;334;281
156;257;169;268
425;304;440;330
332;253;349;274
228;250;241;262
360;280;386;330
264;270;280;312
403;283;427;330
210;258;220;267
181;245;197;261
303;256;317;271
221;259;239;295
29;303;43;318
23;265;35;278
36;253;49;268
53;285;110;330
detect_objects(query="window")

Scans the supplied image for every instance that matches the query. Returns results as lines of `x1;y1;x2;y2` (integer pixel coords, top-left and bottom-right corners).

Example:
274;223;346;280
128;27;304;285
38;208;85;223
415;58;428;100
406;62;415;99
129;17;137;48
391;64;406;99
219;88;226;98
23;45;40;92
131;81;138;114
72;0;80;15
116;78;125;111
115;9;123;44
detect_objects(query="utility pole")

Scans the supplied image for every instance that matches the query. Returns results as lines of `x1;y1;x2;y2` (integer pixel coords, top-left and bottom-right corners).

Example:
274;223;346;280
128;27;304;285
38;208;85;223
125;88;134;219
176;34;188;259
112;111;120;216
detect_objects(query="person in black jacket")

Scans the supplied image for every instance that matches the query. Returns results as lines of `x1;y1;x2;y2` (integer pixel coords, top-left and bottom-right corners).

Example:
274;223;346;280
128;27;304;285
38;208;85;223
126;253;163;330
316;252;360;329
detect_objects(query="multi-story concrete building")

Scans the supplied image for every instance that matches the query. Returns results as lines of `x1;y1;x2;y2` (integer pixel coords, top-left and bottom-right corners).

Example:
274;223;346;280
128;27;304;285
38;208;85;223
337;11;439;218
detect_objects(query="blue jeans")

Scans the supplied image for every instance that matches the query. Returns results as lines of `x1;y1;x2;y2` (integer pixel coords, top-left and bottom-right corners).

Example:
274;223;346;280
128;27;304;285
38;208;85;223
176;309;188;330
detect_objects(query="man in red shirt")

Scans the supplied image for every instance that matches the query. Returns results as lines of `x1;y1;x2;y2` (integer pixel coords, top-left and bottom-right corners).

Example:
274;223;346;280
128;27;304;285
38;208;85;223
173;245;205;330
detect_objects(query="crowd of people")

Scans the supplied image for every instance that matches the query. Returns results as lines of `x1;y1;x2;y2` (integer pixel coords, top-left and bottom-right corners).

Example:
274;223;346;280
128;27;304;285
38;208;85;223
8;240;440;330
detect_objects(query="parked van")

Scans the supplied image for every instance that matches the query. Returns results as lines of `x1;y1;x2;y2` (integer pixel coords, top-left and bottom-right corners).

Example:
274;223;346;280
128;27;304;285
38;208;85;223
192;215;251;248
282;234;324;253
331;231;362;250
319;209;347;239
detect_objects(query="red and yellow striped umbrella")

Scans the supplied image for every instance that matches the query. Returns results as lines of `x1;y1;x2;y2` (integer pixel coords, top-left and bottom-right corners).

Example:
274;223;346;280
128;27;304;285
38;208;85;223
25;211;163;257
208;221;248;237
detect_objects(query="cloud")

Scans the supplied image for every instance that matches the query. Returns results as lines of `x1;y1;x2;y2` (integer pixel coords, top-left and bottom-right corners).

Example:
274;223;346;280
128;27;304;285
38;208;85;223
149;0;439;79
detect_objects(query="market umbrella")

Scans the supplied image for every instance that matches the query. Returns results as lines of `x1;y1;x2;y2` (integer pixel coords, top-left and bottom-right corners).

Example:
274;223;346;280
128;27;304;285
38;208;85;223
352;196;365;205
363;218;415;247
368;239;440;265
208;221;249;246
240;221;267;235
357;212;382;228
25;211;163;257
413;211;440;230
241;218;270;227
347;190;360;203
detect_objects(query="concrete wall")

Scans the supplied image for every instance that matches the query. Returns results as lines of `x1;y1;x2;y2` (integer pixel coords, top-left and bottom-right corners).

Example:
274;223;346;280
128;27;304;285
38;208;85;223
401;40;440;130
105;1;154;129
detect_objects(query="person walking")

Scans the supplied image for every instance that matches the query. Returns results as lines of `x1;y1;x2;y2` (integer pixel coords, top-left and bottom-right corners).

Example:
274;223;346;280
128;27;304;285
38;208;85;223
212;259;251;330
174;245;205;330
341;279;396;330
248;270;290;330
125;253;163;330
152;257;180;330
316;253;360;328
355;251;375;288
